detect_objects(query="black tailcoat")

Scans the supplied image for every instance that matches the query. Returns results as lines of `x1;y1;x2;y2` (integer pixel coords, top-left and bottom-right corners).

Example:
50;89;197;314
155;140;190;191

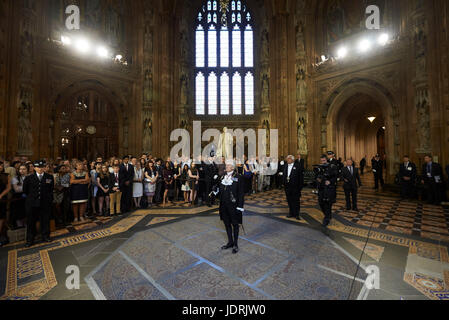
218;172;245;225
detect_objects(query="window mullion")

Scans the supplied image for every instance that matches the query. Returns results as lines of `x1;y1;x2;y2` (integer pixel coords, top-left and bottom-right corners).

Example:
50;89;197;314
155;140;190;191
205;24;209;115
230;29;234;116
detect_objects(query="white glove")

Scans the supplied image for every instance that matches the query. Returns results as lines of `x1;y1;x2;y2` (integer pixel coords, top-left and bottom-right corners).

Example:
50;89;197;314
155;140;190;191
214;175;218;180
237;208;244;212
279;173;283;176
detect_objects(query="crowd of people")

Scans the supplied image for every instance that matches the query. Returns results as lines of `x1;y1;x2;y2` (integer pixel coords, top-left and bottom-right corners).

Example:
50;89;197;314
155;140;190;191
0;154;289;247
0;151;448;247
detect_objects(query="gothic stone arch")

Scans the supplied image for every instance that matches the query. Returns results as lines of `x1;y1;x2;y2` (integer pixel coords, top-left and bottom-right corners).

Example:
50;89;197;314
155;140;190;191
51;79;128;159
322;77;400;179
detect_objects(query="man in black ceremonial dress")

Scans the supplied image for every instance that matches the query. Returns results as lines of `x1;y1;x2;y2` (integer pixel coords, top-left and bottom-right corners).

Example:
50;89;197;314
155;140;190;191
214;161;245;254
23;160;54;247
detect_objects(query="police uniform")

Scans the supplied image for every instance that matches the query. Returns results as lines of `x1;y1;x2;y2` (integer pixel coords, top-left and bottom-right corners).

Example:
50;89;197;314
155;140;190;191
216;170;245;254
317;162;338;228
23;161;54;246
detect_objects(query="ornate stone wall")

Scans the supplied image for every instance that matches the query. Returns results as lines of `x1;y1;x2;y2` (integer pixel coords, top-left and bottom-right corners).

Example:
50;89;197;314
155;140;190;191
0;0;448;173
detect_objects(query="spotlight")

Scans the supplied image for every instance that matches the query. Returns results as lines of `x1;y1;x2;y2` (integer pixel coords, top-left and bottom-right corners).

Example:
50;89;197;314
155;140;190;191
358;39;372;53
378;33;389;46
97;46;109;58
75;38;90;54
336;47;348;59
61;35;72;46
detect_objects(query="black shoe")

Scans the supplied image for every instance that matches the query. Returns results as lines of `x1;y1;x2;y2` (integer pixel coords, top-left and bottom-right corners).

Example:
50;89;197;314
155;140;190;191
0;239;9;247
25;242;33;248
346;207;351;211
42;237;52;243
232;246;239;254
352;208;359;212
221;243;234;250
287;215;294;218
295;216;302;221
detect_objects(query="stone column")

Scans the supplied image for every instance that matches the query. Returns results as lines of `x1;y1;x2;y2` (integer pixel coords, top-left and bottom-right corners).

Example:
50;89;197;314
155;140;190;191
411;0;432;156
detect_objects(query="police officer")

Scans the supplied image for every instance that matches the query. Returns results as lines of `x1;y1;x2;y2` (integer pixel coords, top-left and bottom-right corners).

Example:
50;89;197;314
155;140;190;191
327;151;343;177
372;154;385;191
399;155;417;199
23;160;54;247
214;161;245;254
316;155;338;230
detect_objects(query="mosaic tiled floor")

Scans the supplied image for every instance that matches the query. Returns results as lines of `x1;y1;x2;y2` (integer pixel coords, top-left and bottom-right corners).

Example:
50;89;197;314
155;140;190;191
1;177;448;300
86;215;365;300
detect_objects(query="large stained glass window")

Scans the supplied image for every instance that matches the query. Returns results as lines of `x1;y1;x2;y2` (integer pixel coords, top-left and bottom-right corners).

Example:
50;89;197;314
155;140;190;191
195;0;254;116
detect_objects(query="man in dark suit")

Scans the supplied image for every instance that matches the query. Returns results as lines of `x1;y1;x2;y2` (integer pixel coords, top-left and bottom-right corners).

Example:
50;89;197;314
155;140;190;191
119;156;134;213
360;156;367;175
295;153;306;185
372;154;385;191
283;155;304;220
399;155;417;199
23;160;54;247
421;155;444;205
342;159;362;211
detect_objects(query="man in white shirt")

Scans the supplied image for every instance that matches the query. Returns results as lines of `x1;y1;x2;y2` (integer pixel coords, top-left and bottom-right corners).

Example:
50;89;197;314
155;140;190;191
283;155;303;220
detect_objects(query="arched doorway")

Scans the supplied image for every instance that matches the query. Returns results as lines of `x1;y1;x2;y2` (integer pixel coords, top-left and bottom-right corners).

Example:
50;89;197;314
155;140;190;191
324;79;399;181
57;90;119;160
335;93;386;164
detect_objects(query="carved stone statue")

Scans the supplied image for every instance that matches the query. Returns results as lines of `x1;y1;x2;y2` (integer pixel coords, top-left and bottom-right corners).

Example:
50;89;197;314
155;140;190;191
180;73;188;106
262;74;269;106
216;127;234;160
144;69;153;104
17;100;33;155
143;116;152;153
261;29;269;62
297;117;308;154
296;68;307;105
415;88;431;151
144;26;153;54
296;21;305;53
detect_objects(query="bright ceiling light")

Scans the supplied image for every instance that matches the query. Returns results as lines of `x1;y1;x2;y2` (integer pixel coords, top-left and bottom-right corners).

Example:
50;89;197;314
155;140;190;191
75;38;90;54
368;117;376;123
358;39;372;53
97;46;109;58
61;35;71;46
378;33;389;46
336;47;348;59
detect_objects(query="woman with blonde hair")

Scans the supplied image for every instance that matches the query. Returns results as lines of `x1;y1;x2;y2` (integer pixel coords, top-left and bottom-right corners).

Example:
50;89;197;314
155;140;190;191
70;161;90;222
